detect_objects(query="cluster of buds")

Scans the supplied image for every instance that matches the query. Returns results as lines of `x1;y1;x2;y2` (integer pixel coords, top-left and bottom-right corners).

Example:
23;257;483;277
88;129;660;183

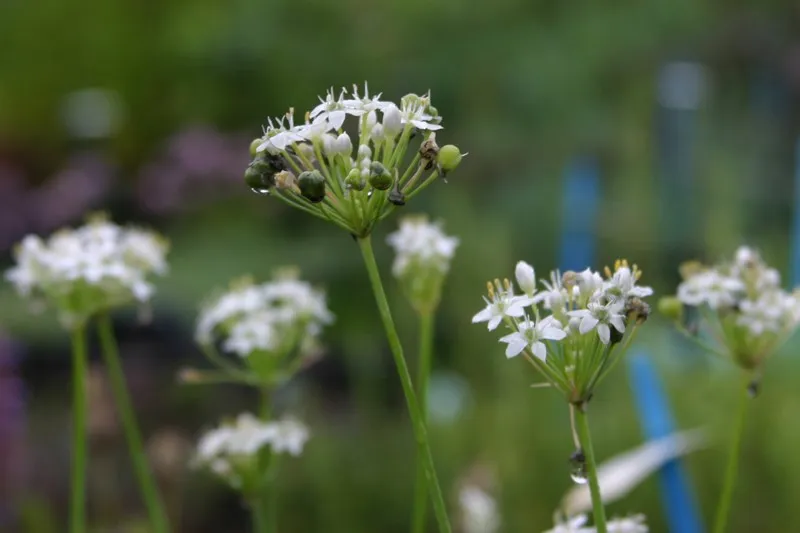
193;268;333;385
544;513;648;533
472;260;652;405
193;413;309;492
660;246;800;375
4;213;169;327
386;215;459;313
243;84;465;237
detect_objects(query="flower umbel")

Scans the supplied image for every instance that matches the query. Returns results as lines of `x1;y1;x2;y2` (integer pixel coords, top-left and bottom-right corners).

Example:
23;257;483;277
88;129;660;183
472;260;652;405
665;246;800;372
4;213;169;327
244;84;464;237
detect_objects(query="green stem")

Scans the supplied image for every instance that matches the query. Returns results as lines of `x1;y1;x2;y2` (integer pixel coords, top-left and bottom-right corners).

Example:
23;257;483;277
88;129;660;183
712;378;750;533
573;406;607;533
411;311;435;533
258;389;277;533
251;498;269;533
70;324;89;533
96;314;171;533
356;236;452;533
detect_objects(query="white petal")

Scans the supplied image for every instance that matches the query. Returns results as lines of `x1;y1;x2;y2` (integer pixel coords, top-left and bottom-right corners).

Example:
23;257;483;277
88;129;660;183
505;339;527;358
506;298;529;317
610;315;626;333
329;110;346;130
488;315;502;331
598;323;610;344
532;342;547;361
472;307;492;323
541;327;567;341
579;316;599;334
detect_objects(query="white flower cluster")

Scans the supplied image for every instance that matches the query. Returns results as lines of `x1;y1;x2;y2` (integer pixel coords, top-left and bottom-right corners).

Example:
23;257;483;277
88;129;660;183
459;485;500;533
387;216;459;278
194;413;309;487
543;514;648;533
256;84;442;156
472;260;653;359
677;246;800;336
5;215;168;320
195;272;333;358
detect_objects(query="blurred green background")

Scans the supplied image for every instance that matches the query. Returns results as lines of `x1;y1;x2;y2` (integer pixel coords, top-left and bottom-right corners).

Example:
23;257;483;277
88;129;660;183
2;1;800;531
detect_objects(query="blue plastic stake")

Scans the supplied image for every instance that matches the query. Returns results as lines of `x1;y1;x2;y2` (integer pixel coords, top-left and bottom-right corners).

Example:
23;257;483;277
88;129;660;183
628;353;704;533
560;157;599;272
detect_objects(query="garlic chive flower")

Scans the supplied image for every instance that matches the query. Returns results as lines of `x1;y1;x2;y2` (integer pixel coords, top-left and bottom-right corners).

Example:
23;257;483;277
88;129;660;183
386;215;459;312
193;413;309;490
244;84;464;237
4;213;168;327
458;485;500;533
195;269;333;384
472;260;652;405
664;246;800;373
543;513;648;533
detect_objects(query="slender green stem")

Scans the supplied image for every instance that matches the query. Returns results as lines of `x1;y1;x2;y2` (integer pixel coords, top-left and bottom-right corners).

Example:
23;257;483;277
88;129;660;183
411;311;435;533
70;324;89;533
357;236;452;533
573;406;607;533
251;497;269;533
96;314;171;533
712;378;751;533
257;389;277;533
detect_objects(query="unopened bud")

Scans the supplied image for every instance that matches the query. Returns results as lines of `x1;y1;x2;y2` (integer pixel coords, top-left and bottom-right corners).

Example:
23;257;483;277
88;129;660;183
365;110;377;130
562;271;578;292
382;104;402;137
370;124;384;141
249;138;263;158
334;133;352;155
369;162;392;190
358;144;372;160
345;168;366;191
298;170;326;203
657;296;683;322
437;144;463;171
515;261;536;296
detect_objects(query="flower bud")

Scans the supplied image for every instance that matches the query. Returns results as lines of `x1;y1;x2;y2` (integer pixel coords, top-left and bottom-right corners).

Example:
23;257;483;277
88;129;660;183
297;143;316;161
515;261;536;296
249;138;263;158
345;168;366;191
657;296;683;322
365;110;377;130
382;104;402;137
334;133;352;155
244;158;276;193
561;270;578;293
369;162;392;190
321;134;336;155
437;145;463;172
298;170;326;203
401;93;423;109
358;144;372;160
370;124;384;141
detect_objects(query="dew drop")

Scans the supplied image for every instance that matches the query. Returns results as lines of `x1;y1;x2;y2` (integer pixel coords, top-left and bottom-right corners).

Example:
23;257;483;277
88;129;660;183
569;449;587;484
367;190;374;198
250;187;271;195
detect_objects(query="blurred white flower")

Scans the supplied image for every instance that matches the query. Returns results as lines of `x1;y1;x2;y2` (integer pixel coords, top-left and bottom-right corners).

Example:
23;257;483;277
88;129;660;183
543;514;648;533
4;215;168;323
386;216;459;278
677;270;743;309
459;485;500;533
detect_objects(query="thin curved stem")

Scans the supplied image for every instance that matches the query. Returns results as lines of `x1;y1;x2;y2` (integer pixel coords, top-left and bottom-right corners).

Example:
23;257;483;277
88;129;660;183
70;324;89;533
573;405;607;533
712;377;751;533
96;314;171;533
411;311;434;533
357;236;452;533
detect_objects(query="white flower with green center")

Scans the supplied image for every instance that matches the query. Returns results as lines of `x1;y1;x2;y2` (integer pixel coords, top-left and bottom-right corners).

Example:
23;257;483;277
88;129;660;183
400;93;443;131
499;316;566;360
677;270;743;309
603;266;653;302
569;299;626;345
472;288;531;331
309;87;367;130
256;112;306;153
387;216;459;277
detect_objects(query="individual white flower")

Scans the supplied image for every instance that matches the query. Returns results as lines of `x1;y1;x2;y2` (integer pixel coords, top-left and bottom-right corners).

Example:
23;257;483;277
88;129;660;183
459;485;500;533
677;270;744;309
472;287;531;331
533;269;571;312
499;316;566;360
603;267;653;302
400;93;443;131
309;87;367;130
576;268;604;300
256;112;305;153
515;261;537;298
386;217;459;277
346;82;391;114
264;418;310;457
569;300;626;345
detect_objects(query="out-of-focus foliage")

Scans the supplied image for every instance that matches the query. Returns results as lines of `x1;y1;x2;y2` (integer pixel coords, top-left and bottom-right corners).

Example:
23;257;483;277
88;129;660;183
2;0;800;531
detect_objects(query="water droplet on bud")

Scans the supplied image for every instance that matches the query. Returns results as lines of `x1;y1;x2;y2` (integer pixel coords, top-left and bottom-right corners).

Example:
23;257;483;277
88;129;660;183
569;449;587;484
250;187;271;195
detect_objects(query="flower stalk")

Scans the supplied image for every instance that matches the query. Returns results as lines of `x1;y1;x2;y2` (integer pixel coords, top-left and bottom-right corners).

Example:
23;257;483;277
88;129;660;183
69;323;89;533
411;310;434;533
357;235;452;533
572;404;607;533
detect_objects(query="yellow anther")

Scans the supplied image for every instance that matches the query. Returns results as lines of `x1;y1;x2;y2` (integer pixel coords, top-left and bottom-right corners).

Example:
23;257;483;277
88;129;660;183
486;281;495;298
604;266;612;278
503;278;511;291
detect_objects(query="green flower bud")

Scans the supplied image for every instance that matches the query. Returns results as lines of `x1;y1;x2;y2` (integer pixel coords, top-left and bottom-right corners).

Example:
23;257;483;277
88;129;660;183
437;145;463;172
244;157;277;194
657;296;683;322
298;170;326;203
369;162;392;190
249;138;264;158
345;168;366;191
426;105;439;117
